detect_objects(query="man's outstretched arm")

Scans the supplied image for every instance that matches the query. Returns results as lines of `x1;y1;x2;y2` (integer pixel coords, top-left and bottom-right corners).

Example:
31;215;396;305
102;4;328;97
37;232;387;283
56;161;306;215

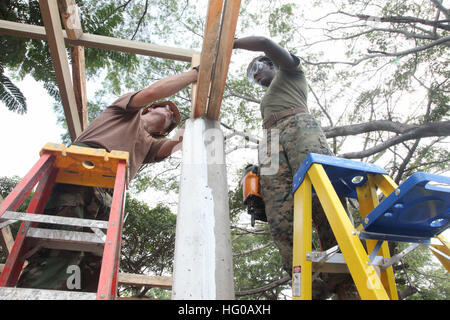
233;36;298;69
129;68;198;108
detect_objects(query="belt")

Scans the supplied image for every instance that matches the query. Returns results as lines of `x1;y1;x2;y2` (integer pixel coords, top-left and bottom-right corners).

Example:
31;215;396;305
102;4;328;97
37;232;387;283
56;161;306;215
262;107;307;129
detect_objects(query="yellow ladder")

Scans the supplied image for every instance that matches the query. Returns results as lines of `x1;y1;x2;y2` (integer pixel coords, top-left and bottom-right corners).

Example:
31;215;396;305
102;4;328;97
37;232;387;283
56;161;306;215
292;153;450;300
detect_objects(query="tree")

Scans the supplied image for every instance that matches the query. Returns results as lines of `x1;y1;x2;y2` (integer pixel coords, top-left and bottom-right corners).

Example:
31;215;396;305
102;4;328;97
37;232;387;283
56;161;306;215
0;175;31;264
119;197;176;299
0;0;448;299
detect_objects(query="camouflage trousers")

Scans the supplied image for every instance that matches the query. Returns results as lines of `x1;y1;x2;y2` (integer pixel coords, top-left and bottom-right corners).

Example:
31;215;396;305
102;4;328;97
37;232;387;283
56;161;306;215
258;113;357;298
17;183;112;292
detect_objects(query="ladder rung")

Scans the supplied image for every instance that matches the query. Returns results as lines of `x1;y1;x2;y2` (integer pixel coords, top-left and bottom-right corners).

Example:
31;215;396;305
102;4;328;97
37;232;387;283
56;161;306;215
1;211;108;229
358;231;439;244
306;252;384;273
26;228;104;255
0;287;96;300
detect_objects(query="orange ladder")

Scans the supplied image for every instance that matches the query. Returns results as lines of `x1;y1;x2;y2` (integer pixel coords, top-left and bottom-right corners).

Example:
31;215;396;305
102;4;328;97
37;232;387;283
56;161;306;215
0;143;128;300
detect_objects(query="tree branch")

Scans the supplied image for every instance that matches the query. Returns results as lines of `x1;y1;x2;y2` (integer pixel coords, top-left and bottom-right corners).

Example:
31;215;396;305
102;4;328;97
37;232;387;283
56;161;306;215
308;84;333;127
398;286;418;300
301;33;450;67
323;120;412;138
430;0;450;20
235;275;290;297
337;121;450;159
339;11;450;31
233;243;272;257
131;0;149;40
367;35;450;56
395;139;421;183
226;90;261;104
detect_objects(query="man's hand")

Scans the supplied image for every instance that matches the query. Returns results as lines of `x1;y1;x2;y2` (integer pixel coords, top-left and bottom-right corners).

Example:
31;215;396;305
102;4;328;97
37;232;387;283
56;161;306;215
156;125;185;159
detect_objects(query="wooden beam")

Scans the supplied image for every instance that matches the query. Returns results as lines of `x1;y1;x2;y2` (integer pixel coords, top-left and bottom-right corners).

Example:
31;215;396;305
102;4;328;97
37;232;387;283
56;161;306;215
70;46;88;130
118;273;172;289
0;19;197;62
0;20;47;40
39;0;82;141
206;0;241;120
192;0;225;118
58;0;88;130
0;196;14;257
71;33;196;62
0;227;14;258
191;0;241;120
57;0;82;40
190;53;201;117
1;267;173;291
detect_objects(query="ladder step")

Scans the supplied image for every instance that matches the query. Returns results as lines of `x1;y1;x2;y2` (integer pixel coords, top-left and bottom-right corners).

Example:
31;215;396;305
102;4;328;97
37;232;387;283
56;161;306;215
0;211;108;229
306;252;384;273
0;287;96;300
26;227;104;255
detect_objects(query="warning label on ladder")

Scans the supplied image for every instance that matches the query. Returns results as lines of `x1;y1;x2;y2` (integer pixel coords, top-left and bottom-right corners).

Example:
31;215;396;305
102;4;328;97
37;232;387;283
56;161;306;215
293;266;301;297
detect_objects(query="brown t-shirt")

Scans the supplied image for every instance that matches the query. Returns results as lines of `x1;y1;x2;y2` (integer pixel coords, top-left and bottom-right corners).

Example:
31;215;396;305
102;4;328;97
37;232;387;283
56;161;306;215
75;92;167;180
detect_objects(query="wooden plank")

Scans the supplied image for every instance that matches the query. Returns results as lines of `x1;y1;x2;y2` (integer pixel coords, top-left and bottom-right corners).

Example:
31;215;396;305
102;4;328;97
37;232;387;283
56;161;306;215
72;33;196;62
71;46;88;130
58;0;88;130
39;0;82;141
0;227;14;256
0;19;197;62
118;273;172;289
192;0;225;118
206;0;241;120
0;196;15;257
190;53;201;117
0;19;47;40
57;0;82;40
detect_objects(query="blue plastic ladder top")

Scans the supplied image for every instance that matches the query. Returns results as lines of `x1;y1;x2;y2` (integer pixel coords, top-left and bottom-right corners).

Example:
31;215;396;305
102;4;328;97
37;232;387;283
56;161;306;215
363;172;450;239
292;153;388;198
293;153;450;241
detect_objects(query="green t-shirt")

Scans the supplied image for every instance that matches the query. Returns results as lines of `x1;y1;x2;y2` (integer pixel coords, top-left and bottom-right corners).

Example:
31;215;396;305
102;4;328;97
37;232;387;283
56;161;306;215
260;54;308;123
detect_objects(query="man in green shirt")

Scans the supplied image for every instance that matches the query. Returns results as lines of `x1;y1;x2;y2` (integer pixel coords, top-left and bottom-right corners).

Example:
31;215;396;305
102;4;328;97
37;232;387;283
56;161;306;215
234;36;357;299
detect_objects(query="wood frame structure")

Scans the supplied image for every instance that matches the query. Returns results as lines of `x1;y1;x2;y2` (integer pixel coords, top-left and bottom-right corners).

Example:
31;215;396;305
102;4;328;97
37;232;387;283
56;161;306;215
0;0;241;297
39;0;82;140
172;0;241;299
192;0;241;119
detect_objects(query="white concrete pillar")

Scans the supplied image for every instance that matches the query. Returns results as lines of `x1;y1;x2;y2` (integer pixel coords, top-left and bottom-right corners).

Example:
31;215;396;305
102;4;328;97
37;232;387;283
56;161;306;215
172;118;234;300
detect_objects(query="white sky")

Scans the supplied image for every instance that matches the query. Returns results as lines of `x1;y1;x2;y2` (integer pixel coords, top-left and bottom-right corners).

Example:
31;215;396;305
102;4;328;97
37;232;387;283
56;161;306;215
0;75;66;177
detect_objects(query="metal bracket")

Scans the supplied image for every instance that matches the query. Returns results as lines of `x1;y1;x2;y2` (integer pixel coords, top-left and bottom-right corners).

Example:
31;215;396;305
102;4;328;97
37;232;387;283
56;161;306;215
380;243;420;271
368;240;383;264
306;246;347;278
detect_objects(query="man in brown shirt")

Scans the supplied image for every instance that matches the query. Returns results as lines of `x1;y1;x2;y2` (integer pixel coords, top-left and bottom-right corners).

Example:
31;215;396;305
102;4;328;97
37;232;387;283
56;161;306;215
17;66;199;292
75;66;199;179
